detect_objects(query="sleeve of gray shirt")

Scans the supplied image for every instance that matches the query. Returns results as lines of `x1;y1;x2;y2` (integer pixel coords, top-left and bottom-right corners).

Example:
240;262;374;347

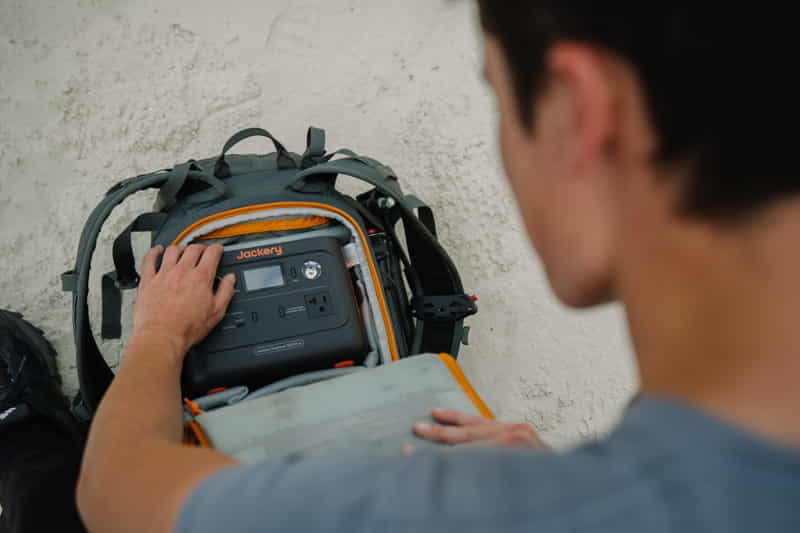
176;447;594;533
175;399;800;533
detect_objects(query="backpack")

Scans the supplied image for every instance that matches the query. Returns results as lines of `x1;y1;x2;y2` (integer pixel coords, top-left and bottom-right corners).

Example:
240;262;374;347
62;127;478;420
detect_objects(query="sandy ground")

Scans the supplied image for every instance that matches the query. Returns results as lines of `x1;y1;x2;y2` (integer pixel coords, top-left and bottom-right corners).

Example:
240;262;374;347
0;0;637;448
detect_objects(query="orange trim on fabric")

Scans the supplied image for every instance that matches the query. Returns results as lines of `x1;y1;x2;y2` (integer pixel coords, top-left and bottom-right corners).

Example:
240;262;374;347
183;398;203;417
195;216;329;240
185;420;212;448
171;202;399;362
437;353;494;419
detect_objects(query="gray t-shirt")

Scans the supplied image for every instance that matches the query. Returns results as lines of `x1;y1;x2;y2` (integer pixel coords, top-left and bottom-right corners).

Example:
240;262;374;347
177;397;800;532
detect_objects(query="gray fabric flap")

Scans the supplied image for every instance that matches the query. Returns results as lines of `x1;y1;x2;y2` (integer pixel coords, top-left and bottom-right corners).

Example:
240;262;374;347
195;354;482;463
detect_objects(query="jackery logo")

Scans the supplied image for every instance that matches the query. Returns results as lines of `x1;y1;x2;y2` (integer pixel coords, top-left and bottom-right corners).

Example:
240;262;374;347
235;245;284;261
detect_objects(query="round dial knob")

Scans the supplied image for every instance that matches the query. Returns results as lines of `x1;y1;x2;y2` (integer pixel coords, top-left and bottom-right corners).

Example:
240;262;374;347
302;260;323;280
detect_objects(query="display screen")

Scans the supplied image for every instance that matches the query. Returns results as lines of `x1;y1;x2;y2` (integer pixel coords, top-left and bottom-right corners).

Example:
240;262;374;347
243;265;285;291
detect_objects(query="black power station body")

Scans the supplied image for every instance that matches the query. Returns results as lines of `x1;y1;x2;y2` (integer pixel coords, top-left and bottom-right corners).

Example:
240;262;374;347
182;232;368;396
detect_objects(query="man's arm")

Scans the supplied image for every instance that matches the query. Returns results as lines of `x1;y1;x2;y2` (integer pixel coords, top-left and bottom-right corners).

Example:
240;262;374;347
77;243;238;533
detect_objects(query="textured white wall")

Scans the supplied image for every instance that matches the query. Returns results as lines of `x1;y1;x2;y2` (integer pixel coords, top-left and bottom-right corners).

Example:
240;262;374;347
0;0;638;448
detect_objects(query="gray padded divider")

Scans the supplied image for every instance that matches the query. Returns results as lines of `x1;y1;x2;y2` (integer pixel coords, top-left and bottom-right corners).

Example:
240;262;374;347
195;354;482;463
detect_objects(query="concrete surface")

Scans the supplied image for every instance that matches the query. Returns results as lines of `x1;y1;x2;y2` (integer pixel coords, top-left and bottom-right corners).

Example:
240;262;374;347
0;0;638;448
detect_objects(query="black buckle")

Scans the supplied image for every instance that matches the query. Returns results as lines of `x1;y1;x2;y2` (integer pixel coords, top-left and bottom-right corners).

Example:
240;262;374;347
61;270;78;292
411;294;477;322
70;393;92;423
106;271;139;290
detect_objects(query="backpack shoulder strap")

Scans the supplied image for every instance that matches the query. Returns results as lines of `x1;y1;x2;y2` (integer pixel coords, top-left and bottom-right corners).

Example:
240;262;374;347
61;171;171;417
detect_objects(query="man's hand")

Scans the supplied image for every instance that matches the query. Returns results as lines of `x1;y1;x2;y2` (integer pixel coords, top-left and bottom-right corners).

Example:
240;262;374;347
413;408;547;449
132;243;236;357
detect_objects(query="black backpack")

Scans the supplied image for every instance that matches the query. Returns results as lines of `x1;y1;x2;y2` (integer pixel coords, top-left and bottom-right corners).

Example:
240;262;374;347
62;127;477;419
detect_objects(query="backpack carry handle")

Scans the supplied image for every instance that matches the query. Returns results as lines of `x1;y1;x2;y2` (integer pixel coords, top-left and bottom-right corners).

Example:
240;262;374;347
290;153;403;197
214;127;295;177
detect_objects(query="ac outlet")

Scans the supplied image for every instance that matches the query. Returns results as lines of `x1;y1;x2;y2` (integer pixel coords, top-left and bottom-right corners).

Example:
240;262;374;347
305;291;334;318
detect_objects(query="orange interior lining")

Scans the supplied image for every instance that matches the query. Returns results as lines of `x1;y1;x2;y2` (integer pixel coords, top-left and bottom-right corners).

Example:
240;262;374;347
196;216;329;240
184;420;212;448
171;202;399;362
437;353;494;419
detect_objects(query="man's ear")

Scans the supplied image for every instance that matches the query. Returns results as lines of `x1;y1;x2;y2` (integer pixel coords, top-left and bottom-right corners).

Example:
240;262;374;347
546;43;618;176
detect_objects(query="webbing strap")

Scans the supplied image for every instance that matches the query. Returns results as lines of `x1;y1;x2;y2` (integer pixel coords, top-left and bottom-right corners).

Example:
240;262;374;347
404;194;437;237
101;272;122;339
100;212;167;340
113;212;168;288
156;163;228;212
300;127;326;168
155;161;194;211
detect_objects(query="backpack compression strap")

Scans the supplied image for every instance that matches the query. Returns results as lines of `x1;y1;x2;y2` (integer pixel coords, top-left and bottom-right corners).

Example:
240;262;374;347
290;157;477;357
97;212;168;339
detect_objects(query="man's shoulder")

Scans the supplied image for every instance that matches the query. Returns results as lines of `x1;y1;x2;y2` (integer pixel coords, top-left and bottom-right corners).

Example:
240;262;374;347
177;429;662;533
177;398;800;533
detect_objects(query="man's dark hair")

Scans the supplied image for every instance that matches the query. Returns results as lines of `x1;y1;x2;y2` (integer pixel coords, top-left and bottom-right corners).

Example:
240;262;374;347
477;2;800;219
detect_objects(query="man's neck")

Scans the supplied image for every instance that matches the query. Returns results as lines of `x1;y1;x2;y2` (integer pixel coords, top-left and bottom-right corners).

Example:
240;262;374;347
619;197;800;449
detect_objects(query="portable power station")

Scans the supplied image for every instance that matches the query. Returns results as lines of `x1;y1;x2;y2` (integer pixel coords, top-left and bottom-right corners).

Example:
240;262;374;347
181;227;369;396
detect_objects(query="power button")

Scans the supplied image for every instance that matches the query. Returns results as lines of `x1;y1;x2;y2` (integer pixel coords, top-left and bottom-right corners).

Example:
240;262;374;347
302;260;323;280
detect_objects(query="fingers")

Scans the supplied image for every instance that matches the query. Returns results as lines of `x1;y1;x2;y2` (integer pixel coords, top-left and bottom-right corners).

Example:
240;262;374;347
469;424;545;449
417;409;497;445
140;246;164;285
198;243;225;275
177;244;206;270
415;411;546;449
431;408;489;427
413;420;502;445
160;245;185;271
159;243;222;281
212;273;236;317
494;424;547;449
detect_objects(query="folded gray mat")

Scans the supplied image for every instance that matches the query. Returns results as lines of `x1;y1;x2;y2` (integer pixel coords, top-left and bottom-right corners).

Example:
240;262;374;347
195;353;490;463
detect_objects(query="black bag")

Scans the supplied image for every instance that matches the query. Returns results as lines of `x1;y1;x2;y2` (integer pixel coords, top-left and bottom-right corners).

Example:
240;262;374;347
62;127;477;419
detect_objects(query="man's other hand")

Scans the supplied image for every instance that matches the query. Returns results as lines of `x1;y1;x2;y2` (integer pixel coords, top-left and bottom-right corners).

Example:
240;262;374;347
132;243;236;357
413;408;547;449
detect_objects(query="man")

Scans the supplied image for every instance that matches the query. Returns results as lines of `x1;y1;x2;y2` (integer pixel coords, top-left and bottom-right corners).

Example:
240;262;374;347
3;2;799;531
